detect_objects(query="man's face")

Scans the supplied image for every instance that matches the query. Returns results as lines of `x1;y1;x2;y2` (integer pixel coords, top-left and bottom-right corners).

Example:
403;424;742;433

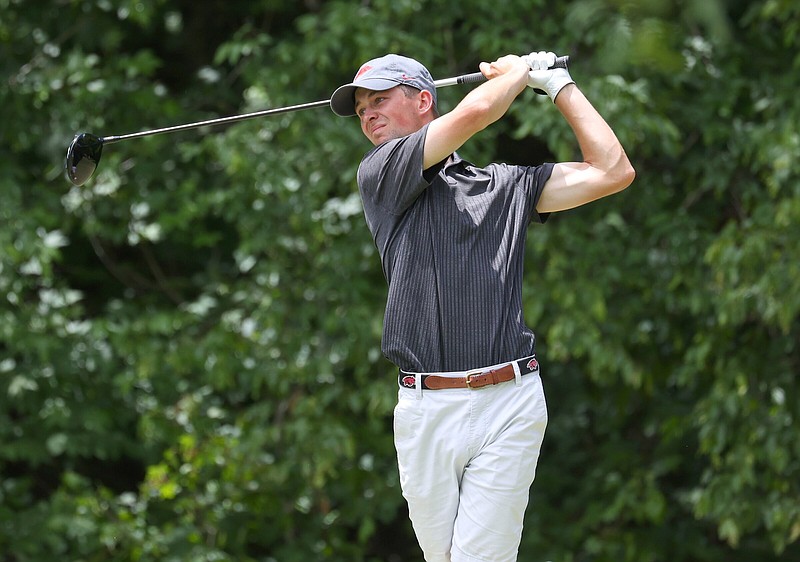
354;86;429;146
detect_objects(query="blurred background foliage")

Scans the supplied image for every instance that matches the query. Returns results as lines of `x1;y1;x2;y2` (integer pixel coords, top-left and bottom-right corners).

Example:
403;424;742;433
1;0;798;560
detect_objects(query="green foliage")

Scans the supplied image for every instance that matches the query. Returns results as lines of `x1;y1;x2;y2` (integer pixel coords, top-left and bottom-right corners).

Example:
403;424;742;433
1;1;798;561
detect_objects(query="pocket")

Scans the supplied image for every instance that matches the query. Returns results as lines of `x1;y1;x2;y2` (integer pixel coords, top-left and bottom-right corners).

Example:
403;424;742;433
527;373;548;429
393;391;422;445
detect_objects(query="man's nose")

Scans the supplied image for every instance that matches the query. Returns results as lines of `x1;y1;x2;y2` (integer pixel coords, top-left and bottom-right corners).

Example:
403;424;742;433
360;110;375;128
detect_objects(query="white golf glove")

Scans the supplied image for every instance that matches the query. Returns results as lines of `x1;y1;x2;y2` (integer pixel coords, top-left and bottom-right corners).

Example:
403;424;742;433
523;51;574;101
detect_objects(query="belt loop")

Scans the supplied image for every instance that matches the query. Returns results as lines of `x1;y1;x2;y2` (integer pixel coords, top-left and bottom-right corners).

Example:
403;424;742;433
415;373;423;399
513;360;522;387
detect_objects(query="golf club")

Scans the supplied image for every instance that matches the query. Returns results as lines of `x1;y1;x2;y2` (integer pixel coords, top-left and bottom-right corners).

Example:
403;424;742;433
65;56;568;186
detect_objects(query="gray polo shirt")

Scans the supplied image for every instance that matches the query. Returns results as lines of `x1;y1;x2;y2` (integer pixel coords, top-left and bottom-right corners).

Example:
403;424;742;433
357;123;554;372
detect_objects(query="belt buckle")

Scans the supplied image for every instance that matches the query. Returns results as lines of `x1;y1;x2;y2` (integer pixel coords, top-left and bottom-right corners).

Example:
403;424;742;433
464;370;481;389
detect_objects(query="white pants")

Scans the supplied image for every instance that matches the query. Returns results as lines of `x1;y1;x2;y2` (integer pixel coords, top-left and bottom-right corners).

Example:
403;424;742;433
393;363;548;562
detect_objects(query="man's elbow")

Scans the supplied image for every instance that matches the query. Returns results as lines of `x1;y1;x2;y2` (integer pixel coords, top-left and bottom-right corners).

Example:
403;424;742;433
608;156;636;194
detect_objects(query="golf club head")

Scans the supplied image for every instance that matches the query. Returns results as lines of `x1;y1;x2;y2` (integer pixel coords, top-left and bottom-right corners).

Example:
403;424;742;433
65;133;104;186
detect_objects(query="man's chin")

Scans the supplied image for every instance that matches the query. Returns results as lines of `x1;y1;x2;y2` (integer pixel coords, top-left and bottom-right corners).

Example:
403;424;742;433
371;130;402;145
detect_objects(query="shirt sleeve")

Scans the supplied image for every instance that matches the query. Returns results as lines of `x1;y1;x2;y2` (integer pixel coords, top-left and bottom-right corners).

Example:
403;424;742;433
521;161;555;224
356;124;432;216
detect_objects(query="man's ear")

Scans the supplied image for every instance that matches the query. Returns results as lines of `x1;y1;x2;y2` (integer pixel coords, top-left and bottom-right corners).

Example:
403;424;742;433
418;89;435;114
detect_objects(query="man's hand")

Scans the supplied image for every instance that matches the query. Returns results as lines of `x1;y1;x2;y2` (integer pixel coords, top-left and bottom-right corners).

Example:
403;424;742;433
524;51;575;101
479;55;530;84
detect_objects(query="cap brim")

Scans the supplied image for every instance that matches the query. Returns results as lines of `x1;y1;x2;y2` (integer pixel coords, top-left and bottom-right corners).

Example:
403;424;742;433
329;77;402;117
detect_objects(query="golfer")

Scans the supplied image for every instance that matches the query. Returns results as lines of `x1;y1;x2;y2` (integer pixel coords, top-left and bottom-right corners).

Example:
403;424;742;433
331;52;635;562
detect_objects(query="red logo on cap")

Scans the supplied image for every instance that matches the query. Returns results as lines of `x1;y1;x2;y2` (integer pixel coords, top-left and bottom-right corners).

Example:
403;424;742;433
355;65;373;79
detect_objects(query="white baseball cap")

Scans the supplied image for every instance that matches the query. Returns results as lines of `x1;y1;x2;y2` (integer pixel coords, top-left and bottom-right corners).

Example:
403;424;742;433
330;54;437;117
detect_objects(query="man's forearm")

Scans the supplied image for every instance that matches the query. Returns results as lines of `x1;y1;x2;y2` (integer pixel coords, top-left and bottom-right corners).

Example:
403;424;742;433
455;64;528;128
555;84;633;184
423;57;529;169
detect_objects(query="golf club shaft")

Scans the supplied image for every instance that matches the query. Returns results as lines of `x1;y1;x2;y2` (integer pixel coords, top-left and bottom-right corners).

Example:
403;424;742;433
102;73;486;144
103;99;331;143
101;55;568;143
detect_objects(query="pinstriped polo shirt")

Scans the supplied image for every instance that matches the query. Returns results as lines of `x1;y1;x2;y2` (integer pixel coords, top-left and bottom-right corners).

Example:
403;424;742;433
357;123;554;373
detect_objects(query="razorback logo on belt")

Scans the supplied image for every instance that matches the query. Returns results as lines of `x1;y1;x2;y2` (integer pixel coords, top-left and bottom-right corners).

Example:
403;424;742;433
527;358;539;371
401;375;416;388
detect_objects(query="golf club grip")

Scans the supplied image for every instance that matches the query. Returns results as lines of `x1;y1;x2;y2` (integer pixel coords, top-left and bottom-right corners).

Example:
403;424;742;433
435;55;569;88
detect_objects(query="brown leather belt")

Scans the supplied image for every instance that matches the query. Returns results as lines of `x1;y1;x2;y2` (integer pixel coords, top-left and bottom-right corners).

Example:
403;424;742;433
399;355;539;390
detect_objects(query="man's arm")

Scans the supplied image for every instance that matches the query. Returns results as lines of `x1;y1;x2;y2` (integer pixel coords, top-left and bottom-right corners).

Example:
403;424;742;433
534;73;635;213
422;55;530;170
